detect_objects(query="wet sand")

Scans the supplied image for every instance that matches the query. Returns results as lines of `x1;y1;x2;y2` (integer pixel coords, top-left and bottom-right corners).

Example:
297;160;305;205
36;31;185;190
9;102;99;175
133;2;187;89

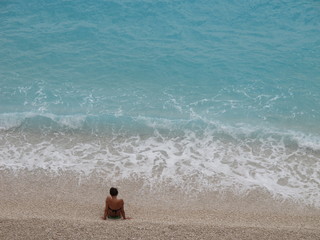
1;169;319;240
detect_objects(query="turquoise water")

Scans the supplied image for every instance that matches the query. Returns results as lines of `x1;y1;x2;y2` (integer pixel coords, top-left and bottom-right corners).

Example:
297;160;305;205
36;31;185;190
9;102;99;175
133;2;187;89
1;0;320;206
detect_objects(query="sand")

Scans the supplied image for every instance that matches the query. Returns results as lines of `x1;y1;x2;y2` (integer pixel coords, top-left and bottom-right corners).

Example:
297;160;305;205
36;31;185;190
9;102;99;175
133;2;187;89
1;169;319;240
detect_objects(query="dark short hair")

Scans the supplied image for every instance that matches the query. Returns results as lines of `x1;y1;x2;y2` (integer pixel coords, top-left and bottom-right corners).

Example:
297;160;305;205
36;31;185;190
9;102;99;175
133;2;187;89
110;187;118;196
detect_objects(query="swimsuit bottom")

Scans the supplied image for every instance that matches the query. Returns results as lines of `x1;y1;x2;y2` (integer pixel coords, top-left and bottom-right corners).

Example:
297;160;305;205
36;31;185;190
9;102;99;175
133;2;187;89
108;215;121;220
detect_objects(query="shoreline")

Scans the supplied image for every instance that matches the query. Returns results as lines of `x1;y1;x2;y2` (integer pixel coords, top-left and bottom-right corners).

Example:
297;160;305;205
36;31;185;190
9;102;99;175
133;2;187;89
1;169;319;239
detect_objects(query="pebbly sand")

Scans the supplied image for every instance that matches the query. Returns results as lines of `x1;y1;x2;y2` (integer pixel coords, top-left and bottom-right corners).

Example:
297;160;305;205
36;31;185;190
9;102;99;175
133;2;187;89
0;169;319;240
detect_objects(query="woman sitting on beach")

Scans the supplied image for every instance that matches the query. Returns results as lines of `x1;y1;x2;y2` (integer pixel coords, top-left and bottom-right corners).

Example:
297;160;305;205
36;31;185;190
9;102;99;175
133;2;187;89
102;187;128;220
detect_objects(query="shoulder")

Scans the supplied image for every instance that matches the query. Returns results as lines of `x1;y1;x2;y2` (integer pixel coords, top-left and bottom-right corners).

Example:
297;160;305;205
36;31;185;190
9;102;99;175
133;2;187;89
106;196;112;202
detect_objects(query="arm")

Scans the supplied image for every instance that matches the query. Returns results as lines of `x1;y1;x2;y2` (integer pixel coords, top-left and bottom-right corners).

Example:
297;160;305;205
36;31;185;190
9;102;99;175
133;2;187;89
102;197;110;220
120;200;126;219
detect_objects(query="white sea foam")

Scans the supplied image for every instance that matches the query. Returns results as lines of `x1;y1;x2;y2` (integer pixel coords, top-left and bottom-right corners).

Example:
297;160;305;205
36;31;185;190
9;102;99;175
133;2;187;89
1;123;319;207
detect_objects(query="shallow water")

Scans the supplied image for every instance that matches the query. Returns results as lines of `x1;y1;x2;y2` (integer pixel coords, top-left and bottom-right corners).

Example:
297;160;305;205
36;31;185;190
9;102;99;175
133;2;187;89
0;0;320;206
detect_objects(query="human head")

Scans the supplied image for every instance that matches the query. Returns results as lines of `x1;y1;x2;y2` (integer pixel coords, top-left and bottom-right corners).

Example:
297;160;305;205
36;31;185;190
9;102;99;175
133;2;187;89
110;187;118;196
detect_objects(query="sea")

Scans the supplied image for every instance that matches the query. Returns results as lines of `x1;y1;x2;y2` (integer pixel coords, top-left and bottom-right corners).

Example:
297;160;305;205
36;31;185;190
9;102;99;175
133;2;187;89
1;0;319;207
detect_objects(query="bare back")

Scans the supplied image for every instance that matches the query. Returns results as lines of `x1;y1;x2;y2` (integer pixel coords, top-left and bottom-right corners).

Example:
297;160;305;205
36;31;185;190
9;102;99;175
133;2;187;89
107;196;123;211
104;196;126;219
